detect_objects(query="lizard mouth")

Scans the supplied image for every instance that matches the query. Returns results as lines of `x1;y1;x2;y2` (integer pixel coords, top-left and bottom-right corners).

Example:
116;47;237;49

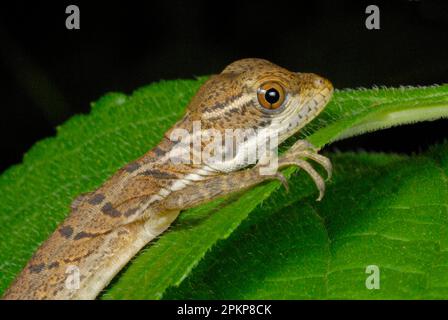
297;74;334;126
275;77;334;145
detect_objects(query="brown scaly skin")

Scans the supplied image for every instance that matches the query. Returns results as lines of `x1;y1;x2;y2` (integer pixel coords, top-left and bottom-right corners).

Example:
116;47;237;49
3;58;333;300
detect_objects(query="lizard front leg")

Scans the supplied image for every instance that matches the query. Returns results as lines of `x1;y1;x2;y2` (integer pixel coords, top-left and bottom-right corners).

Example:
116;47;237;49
163;139;332;210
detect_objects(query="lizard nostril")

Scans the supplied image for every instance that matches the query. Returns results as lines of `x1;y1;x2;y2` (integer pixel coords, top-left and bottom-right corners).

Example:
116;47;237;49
314;78;324;86
313;76;333;92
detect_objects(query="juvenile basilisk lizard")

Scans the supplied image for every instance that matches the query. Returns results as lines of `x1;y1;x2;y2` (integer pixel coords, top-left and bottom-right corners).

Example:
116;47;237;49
3;58;333;299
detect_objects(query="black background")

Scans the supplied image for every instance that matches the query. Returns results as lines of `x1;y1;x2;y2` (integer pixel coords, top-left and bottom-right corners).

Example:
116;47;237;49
0;0;447;173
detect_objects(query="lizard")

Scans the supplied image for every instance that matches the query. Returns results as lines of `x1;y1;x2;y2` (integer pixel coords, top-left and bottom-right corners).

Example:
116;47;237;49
3;58;333;300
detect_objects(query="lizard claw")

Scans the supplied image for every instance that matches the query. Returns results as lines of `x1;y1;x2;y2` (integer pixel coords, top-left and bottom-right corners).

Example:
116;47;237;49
277;157;327;201
273;172;289;192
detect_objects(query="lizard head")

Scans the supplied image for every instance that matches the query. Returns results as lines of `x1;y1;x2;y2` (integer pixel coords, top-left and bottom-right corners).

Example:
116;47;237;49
187;58;333;143
170;58;333;170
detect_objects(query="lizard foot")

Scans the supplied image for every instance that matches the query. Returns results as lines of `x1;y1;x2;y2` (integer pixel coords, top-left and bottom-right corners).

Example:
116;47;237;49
277;140;332;201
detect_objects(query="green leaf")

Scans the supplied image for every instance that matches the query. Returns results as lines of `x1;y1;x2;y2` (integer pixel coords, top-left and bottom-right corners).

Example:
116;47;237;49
0;77;447;299
164;143;448;299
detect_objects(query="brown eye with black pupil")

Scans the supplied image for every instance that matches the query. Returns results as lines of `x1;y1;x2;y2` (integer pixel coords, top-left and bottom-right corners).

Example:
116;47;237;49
257;82;285;110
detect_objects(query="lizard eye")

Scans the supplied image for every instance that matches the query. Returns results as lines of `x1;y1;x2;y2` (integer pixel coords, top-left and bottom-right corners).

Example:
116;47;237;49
257;82;285;110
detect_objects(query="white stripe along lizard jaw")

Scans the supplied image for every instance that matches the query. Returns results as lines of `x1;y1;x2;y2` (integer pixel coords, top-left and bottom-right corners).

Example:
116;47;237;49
3;58;333;300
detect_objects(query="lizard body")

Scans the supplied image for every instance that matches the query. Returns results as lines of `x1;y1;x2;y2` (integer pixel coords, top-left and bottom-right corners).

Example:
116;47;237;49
3;58;333;299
